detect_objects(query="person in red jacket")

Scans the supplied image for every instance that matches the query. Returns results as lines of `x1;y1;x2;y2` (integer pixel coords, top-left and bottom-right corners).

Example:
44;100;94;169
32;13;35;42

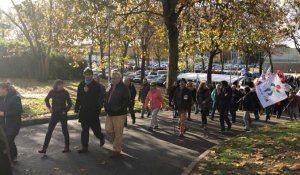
145;82;164;131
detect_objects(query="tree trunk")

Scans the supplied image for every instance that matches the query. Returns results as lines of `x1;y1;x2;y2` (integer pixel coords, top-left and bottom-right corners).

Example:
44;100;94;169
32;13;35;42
88;46;93;69
258;52;263;75
141;45;147;83
158;56;161;68
202;58;205;72
121;43;129;77
162;1;180;90
220;52;224;73
100;44;106;77
268;51;273;73
207;51;216;84
245;55;249;71
185;53;188;71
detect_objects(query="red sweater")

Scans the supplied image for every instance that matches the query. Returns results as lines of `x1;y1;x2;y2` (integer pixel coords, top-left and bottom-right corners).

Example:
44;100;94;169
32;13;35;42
145;89;164;110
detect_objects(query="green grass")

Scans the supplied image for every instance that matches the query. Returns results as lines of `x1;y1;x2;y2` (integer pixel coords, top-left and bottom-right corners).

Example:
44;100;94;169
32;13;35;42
1;78;169;119
192;121;300;175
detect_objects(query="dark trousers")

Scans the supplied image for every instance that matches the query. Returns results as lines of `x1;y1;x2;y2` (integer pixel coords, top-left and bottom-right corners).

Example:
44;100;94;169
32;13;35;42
188;107;192;119
219;107;231;131
43;114;69;148
211;102;218;119
81;119;104;147
0;153;12;175
254;109;260;120
4;126;20;159
201;110;208;125
129;103;136;121
229;105;236;123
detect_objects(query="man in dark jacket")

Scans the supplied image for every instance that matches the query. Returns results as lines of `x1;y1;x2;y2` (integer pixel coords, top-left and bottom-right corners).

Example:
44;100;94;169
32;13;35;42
230;85;242;123
242;87;256;131
138;78;151;118
0;82;22;162
0;127;12;175
75;68;105;153
218;81;232;132
124;78;136;125
173;79;192;137
105;72;130;158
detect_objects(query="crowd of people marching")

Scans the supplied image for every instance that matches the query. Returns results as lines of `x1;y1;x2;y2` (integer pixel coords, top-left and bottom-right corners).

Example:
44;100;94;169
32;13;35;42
0;67;299;174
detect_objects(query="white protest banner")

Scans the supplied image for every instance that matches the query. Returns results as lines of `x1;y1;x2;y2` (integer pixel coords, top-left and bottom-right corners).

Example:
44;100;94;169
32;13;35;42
296;90;300;97
256;74;288;108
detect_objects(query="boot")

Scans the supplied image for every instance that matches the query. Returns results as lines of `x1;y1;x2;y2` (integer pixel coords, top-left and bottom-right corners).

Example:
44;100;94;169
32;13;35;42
78;147;88;154
62;145;70;153
38;147;47;154
204;124;207;131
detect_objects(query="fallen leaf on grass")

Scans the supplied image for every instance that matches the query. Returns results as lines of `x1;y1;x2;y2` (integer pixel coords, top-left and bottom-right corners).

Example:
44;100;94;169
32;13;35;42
255;153;264;161
212;170;221;175
233;160;247;167
288;164;300;171
256;171;267;175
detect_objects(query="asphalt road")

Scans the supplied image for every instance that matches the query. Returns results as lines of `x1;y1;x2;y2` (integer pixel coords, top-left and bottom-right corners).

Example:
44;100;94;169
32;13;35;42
11;111;286;175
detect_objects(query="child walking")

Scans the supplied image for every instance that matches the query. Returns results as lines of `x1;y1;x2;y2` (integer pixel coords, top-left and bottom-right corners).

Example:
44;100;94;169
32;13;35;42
38;80;72;154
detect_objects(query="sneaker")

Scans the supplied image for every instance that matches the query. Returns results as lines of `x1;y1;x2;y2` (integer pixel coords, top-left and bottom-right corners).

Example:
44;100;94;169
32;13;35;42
147;114;151;118
132;118;136;124
187;118;192;121
179;133;184;137
141;116;144;119
78;147;88;154
154;126;159;129
148;127;153;132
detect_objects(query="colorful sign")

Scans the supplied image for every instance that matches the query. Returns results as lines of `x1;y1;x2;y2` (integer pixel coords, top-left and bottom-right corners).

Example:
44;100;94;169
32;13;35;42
256;74;287;108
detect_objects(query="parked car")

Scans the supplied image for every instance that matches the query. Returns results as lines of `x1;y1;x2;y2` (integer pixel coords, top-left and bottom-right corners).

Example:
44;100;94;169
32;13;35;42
146;75;158;83
133;75;141;83
157;70;167;78
156;77;166;87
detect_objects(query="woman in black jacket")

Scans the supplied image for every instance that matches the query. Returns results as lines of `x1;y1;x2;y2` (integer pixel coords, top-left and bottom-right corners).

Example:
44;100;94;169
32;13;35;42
197;82;211;130
0;82;22;162
173;79;192;137
39;79;72;154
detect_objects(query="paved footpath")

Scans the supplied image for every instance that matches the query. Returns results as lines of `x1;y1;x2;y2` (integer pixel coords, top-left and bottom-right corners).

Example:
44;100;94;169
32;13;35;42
12;111;287;175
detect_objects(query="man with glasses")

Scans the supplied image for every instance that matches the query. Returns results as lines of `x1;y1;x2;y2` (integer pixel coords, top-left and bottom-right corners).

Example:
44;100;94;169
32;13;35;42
75;68;105;153
105;72;130;158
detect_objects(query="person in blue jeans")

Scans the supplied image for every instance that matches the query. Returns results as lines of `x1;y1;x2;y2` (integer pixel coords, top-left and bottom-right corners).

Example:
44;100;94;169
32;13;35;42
38;79;72;154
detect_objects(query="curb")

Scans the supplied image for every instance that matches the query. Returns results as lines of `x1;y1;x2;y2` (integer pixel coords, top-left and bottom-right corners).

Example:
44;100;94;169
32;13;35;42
20;109;144;127
21;114;78;127
181;144;220;175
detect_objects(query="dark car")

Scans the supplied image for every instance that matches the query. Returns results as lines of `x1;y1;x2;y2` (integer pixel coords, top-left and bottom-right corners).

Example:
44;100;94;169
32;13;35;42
156;77;166;87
